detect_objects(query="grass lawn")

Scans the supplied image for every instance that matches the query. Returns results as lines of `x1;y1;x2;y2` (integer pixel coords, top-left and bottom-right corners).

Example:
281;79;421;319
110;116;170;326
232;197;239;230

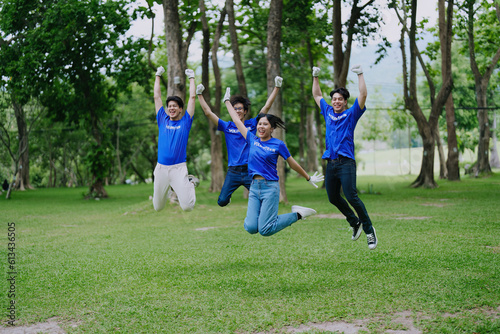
1;172;499;333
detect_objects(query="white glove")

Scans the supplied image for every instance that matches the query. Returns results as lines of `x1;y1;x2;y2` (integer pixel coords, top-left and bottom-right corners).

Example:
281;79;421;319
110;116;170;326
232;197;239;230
196;84;205;95
156;66;165;77
275;76;283;88
185;69;195;79
312;67;321;77
351;64;363;75
223;87;231;102
307;171;324;188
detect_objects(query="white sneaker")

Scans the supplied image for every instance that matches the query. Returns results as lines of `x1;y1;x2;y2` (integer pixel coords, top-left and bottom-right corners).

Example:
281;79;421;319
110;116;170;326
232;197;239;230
291;205;317;220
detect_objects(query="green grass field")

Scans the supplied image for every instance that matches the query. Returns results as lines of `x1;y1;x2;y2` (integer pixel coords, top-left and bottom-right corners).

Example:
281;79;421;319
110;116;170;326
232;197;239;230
1;173;499;333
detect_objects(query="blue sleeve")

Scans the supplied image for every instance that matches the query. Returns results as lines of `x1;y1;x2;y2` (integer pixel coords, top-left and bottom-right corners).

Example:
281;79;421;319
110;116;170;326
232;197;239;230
218;118;229;132
156;106;166;126
320;98;330;120
279;141;291;160
352;98;366;121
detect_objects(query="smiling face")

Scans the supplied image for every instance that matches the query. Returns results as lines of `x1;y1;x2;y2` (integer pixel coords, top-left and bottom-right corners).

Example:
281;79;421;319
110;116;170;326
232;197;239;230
233;103;248;121
257;116;273;141
167;100;182;120
331;93;347;113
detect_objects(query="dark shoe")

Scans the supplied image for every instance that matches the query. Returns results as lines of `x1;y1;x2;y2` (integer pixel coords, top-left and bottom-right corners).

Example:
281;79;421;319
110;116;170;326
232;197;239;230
367;227;378;250
352;221;362;241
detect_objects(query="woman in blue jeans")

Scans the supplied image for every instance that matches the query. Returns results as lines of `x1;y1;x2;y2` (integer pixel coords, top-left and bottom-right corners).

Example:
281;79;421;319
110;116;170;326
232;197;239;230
196;77;282;207
223;87;323;236
311;65;378;250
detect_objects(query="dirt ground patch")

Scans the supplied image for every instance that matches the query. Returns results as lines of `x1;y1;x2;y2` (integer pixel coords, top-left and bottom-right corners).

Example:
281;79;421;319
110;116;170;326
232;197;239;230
258;307;500;334
0;318;76;334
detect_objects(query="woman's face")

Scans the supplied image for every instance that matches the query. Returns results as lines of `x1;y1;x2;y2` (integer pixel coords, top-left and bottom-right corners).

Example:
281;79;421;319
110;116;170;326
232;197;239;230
257;116;273;140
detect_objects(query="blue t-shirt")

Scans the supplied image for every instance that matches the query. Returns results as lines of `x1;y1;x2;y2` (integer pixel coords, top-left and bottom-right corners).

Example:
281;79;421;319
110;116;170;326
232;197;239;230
156;107;193;165
320;98;366;160
246;133;291;181
218;118;258;166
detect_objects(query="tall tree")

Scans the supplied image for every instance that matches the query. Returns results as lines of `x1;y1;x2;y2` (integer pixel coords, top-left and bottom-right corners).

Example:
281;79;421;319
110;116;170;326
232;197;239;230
459;0;500;175
332;0;385;88
226;0;249;101
199;0;226;192
394;0;454;188
161;0;197;100
266;0;287;201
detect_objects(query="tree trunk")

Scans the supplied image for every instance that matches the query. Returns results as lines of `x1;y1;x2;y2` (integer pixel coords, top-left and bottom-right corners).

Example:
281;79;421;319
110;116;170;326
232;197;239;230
306;109;318;172
445;93;460;180
491;111;500;168
267;0;287;203
398;0;453;188
200;0;225;192
466;0;500;175
226;0;248;102
12;100;33;190
163;0;186;100
332;0;373;88
299;80;306;168
435;124;447;179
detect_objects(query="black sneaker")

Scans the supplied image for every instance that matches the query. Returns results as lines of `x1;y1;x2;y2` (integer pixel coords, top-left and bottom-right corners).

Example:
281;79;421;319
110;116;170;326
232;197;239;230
367;227;378;250
352;222;362;241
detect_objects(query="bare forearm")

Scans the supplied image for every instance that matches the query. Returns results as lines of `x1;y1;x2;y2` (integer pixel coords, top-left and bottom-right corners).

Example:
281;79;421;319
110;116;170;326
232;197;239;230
312;77;323;106
357;74;367;108
260;86;280;114
198;94;219;125
287;156;309;180
225;100;247;138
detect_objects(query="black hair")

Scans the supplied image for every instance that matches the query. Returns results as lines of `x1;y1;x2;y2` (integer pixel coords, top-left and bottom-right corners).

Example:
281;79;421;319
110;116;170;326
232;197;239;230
256;113;286;131
166;96;184;110
329;87;350;100
230;95;251;111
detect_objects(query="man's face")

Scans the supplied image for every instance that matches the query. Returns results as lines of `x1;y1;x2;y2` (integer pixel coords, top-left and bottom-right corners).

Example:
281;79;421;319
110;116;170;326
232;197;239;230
331;93;347;113
167;101;182;120
233;103;247;121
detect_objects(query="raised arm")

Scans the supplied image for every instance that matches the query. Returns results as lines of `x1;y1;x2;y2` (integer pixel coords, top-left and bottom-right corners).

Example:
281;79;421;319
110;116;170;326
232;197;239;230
224;88;248;139
259;76;282;115
185;69;196;118
154;66;165;115
351;64;367;109
311;67;323;108
196;84;220;126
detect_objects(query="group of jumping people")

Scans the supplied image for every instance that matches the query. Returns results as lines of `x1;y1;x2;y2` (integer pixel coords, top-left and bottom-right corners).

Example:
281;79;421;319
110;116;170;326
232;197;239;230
152;65;377;250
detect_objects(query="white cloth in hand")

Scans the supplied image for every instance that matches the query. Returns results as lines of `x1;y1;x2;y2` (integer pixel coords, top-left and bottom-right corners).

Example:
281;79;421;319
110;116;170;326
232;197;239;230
307;171;324;188
156;66;165;77
196;84;205;95
312;67;321;77
351;64;363;75
185;69;195;79
223;87;231;102
275;76;283;87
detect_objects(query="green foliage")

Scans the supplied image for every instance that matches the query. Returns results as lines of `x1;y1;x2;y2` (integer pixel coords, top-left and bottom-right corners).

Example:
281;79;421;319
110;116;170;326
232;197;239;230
84;142;114;181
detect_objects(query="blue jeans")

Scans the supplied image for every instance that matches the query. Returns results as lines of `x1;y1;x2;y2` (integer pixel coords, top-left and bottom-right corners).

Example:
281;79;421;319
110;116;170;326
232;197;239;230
325;156;373;234
218;165;253;207
244;179;298;236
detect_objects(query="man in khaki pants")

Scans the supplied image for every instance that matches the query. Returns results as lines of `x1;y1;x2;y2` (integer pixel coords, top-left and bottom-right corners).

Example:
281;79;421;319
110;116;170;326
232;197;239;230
152;66;196;212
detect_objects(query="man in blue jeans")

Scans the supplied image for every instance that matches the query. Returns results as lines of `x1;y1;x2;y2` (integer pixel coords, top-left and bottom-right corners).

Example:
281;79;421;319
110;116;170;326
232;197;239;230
196;76;282;206
311;65;378;250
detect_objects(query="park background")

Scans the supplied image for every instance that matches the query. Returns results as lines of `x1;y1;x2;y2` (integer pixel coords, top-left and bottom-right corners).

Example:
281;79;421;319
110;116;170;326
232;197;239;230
1;0;500;333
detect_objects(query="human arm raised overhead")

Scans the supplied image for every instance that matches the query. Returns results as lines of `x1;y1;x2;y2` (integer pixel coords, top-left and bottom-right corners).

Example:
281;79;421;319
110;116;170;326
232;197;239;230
351;64;367;109
259;76;283;115
154;66;165;115
196;84;220;126
311;67;323;108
